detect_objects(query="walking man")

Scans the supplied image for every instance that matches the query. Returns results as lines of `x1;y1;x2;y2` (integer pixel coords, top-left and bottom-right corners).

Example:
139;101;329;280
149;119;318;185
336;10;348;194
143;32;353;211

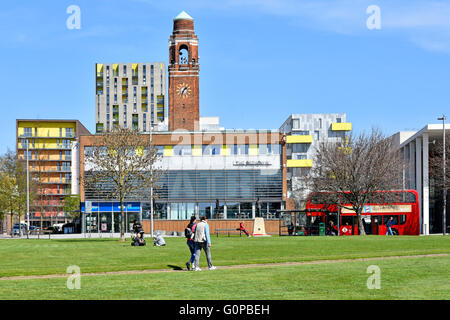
385;216;394;236
192;216;216;271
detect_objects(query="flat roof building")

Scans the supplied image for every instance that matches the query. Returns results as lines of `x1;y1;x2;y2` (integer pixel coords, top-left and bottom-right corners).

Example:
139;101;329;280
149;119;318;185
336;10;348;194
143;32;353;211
280;113;351;209
392;123;450;234
16;119;90;228
95;62;167;133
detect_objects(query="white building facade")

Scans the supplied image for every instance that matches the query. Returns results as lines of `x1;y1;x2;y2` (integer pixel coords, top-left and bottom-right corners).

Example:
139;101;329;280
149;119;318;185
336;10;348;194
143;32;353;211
392;124;450;234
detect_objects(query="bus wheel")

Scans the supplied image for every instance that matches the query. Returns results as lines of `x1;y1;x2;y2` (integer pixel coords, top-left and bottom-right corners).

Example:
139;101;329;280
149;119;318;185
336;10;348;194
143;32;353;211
392;228;399;236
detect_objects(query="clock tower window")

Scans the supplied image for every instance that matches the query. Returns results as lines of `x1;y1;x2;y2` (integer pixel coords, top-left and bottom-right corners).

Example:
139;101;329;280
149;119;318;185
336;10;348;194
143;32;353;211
179;45;189;65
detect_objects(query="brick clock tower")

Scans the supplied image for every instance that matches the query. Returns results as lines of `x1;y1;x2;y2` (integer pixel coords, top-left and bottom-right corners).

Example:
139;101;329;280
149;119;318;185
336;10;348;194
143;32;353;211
168;11;200;131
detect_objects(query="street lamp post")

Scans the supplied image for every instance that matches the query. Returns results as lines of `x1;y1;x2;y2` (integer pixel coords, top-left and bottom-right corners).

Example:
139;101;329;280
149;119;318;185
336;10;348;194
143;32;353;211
150;123;154;238
26;141;30;238
437;115;446;235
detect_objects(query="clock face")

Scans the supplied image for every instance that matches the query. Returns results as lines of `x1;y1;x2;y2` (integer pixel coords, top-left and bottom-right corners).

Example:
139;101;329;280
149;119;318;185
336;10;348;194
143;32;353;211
176;82;192;98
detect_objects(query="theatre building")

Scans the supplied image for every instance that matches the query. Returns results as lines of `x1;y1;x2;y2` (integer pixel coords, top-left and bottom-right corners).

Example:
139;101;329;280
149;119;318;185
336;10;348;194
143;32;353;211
79;130;285;234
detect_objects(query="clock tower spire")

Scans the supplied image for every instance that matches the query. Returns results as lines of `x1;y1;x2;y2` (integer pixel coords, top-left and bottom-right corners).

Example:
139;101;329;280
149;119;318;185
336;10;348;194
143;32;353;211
168;11;200;131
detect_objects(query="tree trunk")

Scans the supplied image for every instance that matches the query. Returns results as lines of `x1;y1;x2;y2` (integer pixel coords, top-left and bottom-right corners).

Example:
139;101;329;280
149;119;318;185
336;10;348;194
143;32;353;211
18;214;22;237
10;211;13;238
119;201;125;242
357;209;366;235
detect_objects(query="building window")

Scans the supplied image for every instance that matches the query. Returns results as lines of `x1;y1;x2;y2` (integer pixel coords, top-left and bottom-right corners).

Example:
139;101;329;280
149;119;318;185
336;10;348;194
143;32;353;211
123;65;127;76
202;145;220;156
143;113;147;132
293;130;309;136
173;145;192;156
314;131;320;140
21;139;29;148
123;105;127;128
292;119;300;129
23;127;32;137
336;117;342;123
66;128;73;138
156;146;164;156
319;118;322;129
293;144;309;153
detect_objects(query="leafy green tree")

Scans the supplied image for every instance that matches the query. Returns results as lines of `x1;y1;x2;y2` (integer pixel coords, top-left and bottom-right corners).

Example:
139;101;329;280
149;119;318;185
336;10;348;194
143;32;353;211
63;194;81;220
0;149;36;236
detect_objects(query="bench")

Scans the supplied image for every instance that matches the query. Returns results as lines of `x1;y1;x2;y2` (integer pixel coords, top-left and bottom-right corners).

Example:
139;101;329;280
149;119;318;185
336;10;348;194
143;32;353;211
215;228;243;237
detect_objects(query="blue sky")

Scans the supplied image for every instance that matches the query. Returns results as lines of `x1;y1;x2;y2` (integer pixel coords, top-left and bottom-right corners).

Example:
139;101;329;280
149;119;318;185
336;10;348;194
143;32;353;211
1;0;450;154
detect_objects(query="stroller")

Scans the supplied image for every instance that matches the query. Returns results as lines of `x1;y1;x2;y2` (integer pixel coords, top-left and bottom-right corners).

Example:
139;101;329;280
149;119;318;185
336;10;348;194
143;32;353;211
131;221;146;246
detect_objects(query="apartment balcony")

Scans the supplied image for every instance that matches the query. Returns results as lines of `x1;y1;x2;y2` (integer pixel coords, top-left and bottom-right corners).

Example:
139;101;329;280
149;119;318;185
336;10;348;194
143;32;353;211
286;159;313;168
40;180;71;185
31;168;72;173
286;135;313;144
29;157;71;162
18;134;74;139
18;146;72;151
331;123;352;131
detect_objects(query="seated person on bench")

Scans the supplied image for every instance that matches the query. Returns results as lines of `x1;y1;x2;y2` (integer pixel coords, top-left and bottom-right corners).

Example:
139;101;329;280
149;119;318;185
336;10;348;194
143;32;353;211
237;222;250;237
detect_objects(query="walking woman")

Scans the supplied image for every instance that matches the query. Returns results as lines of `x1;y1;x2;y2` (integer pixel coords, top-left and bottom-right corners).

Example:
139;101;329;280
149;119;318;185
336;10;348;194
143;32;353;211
185;216;197;270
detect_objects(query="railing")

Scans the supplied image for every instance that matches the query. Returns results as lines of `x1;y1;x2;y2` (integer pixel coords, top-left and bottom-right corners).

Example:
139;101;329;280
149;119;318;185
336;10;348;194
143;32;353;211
31;168;71;173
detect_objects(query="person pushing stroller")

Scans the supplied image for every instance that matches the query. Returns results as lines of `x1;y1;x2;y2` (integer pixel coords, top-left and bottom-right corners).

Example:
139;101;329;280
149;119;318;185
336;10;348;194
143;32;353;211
131;220;146;246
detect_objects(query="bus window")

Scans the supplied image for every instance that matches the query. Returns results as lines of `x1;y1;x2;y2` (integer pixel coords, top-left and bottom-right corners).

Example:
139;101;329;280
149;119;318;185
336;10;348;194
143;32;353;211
383;215;399;225
399;214;407;225
310;193;340;205
383;192;400;204
341;216;353;226
401;192;417;203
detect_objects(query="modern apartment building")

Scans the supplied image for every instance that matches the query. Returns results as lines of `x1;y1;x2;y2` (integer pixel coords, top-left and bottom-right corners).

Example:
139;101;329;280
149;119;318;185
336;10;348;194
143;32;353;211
279;114;352;208
95;62;166;133
16;119;90;227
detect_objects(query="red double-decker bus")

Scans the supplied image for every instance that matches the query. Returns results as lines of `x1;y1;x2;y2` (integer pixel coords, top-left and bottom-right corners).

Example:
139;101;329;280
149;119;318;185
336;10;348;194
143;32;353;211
305;190;420;235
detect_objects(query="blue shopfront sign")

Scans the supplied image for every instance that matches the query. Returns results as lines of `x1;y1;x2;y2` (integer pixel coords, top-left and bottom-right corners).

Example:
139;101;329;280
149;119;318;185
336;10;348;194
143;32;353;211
81;202;141;213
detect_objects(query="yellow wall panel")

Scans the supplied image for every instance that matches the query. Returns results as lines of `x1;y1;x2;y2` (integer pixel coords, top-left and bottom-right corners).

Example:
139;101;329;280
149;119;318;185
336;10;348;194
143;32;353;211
286;135;313;144
249;144;258;156
287;159;313;168
96;64;103;75
331;123;352;131
164;146;173;157
18;122;76;138
192;145;202;156
221;145;230;156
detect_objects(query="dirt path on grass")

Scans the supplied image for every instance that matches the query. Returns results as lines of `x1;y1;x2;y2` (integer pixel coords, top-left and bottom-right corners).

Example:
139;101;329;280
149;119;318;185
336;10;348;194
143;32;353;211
1;253;448;281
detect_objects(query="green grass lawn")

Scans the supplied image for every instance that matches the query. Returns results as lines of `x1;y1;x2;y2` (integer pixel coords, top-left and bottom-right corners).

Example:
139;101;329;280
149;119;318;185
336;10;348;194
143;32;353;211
0;235;449;299
0;255;448;300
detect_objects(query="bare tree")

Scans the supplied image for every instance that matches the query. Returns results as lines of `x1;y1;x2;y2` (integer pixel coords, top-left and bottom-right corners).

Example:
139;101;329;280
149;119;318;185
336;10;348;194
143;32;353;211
308;128;405;235
429;132;450;190
83;128;162;241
